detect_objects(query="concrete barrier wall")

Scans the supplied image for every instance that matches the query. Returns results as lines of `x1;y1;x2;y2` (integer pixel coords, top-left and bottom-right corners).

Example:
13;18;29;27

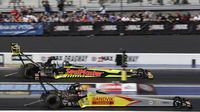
1;52;200;66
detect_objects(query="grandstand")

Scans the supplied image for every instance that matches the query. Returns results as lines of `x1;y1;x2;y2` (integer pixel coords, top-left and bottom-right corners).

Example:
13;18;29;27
0;0;199;12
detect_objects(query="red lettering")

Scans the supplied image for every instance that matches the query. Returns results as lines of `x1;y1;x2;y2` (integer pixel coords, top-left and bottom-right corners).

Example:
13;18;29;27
92;97;114;105
65;69;103;77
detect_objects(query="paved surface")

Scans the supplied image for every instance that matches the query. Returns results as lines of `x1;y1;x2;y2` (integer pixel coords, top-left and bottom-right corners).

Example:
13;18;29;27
1;35;200;53
1;68;200;84
0;97;199;110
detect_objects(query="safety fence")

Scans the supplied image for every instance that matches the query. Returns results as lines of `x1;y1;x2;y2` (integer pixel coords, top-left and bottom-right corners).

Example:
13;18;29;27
1;21;200;36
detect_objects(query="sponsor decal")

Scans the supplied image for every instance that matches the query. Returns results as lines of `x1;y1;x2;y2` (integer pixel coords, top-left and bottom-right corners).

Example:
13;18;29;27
97;56;113;62
172;24;188;30
92;56;113;62
12;54;32;61
78;25;93;31
125;25;141;31
92;96;114;105
0;23;43;35
102;25;117;31
65;69;103;77
149;25;164;31
65;55;88;62
96;83;122;92
127;56;139;62
54;26;70;31
149;101;153;105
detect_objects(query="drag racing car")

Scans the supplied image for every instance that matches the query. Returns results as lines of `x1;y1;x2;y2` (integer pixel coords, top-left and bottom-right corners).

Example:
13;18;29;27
25;83;192;110
11;43;153;80
19;58;153;80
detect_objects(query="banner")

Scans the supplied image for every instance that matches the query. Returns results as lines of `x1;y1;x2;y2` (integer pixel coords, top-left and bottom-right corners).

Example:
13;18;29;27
48;21;200;36
49;22;74;36
95;22;121;35
0;22;43;35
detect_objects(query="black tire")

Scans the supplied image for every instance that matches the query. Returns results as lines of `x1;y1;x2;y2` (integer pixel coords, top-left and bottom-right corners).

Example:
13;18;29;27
136;68;146;79
44;94;61;109
173;97;183;108
20;63;39;79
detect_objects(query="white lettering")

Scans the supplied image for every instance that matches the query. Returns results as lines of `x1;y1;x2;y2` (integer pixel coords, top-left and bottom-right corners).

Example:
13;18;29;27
149;25;164;30
126;25;141;31
78;25;93;31
102;25;117;31
54;26;69;31
173;24;188;30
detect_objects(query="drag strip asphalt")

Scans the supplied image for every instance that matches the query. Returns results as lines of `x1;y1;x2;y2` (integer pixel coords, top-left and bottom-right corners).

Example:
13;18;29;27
0;97;199;110
0;68;200;84
2;35;200;53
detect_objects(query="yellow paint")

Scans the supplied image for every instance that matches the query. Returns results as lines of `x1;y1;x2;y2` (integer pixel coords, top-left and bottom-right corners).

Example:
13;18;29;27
121;70;127;81
79;93;133;108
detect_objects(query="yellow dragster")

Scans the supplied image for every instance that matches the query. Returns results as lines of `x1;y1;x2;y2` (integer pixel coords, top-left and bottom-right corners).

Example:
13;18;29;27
38;83;192;110
53;65;154;79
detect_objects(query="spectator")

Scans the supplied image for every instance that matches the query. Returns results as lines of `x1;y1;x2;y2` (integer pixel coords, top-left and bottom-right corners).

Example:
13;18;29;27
121;15;130;21
174;0;180;4
82;6;88;14
42;0;51;16
157;0;163;5
10;6;20;19
8;0;17;7
57;0;65;16
16;0;25;7
99;5;106;15
182;0;189;4
108;13;117;22
27;6;34;15
166;13;175;22
193;14;200;21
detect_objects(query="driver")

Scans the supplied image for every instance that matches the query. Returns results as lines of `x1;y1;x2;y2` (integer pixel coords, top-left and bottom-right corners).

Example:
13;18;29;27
62;60;72;66
68;83;82;95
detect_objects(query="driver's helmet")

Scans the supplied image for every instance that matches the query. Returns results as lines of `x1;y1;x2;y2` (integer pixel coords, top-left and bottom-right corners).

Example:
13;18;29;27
62;60;71;66
68;83;82;94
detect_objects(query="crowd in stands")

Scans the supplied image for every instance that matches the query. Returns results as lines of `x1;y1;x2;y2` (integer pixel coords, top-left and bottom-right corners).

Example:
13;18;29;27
0;0;200;23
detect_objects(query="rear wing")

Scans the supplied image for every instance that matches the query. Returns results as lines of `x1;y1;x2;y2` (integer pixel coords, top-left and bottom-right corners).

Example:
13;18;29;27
11;43;21;55
10;43;37;66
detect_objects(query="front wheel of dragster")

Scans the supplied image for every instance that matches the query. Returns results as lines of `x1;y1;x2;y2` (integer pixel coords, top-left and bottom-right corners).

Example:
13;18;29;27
20;63;39;79
173;97;183;109
136;68;146;79
43;93;61;109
